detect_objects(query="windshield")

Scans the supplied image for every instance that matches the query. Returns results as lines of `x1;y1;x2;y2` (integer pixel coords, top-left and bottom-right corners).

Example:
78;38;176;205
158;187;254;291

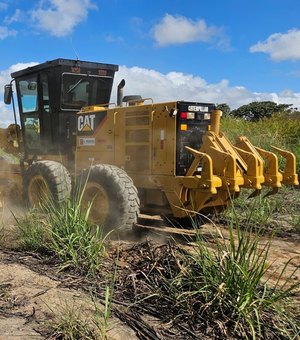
61;73;113;110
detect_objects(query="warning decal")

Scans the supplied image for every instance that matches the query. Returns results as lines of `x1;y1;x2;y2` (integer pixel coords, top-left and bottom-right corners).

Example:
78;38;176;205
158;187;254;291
79;137;95;146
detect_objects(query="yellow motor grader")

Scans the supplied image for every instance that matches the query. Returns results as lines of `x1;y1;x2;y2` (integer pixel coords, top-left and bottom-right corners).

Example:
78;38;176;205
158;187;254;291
1;58;298;230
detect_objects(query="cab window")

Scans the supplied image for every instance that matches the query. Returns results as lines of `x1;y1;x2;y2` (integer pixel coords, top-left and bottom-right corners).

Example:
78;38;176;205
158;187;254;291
18;76;38;113
61;73;113;110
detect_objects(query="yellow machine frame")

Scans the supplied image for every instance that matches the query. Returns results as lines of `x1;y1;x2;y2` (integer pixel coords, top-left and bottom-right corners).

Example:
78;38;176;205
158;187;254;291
75;104;298;218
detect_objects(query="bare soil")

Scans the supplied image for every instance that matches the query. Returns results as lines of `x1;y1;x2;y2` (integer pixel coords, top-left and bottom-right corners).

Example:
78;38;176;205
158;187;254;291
0;248;138;340
0;212;299;339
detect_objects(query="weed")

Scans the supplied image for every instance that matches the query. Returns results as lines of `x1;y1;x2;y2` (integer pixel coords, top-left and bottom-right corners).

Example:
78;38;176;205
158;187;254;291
93;261;117;338
183;222;300;338
48;279;116;340
12;176;109;276
92;286;114;339
132;217;300;338
222;191;277;229
13;210;48;252
43;196;108;277
50;303;97;339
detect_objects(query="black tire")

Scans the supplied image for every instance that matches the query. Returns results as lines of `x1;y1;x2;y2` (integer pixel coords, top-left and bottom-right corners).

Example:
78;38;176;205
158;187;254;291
24;160;71;207
77;164;140;231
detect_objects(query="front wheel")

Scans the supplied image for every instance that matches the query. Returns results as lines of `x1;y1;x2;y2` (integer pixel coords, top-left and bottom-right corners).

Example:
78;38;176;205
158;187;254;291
24;160;71;207
77;164;140;231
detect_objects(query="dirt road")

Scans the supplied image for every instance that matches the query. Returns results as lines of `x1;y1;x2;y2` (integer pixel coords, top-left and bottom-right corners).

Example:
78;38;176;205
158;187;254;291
0;216;299;339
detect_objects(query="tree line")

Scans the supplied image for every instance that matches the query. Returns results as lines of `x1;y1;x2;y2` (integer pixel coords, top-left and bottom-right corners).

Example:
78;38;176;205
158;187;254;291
216;101;298;121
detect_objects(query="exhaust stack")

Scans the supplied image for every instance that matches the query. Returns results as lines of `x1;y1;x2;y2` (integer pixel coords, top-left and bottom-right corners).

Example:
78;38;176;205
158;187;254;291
117;79;125;107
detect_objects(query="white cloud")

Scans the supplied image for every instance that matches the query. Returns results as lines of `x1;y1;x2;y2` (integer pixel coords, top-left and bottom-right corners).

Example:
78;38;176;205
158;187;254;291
1;63;300;127
250;29;300;61
0;62;38;127
0;101;15;127
4;8;22;24
152;14;225;47
113;65;300;110
0;26;17;39
0;62;38;89
30;0;96;37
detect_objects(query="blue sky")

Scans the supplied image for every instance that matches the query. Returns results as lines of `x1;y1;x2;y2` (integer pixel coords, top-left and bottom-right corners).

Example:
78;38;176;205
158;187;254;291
1;0;300;125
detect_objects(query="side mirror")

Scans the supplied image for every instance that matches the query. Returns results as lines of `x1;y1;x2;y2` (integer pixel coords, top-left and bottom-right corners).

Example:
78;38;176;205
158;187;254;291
28;82;37;91
4;84;13;105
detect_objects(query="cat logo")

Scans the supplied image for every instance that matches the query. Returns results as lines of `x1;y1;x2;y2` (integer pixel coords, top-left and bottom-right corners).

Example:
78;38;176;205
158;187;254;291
78;114;96;132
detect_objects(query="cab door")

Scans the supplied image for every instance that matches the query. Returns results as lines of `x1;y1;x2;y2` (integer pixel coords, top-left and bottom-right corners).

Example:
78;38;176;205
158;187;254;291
17;74;41;153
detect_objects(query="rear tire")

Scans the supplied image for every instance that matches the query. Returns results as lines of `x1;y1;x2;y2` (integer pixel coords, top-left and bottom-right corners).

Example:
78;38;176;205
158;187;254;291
24;160;71;207
77;164;140;231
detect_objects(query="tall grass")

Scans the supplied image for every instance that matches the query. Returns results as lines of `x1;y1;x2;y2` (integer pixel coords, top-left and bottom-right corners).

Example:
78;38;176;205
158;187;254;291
13;210;49;252
221;113;300;171
14;192;108;276
220;112;300;233
183;221;300;338
134;214;300;338
44;197;108;276
12;188;115;337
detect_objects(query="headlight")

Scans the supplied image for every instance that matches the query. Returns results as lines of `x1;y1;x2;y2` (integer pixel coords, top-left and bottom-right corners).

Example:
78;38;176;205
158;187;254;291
187;112;195;119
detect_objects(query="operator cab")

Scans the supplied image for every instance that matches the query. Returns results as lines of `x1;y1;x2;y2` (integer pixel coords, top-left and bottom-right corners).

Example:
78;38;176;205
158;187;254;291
4;58;118;162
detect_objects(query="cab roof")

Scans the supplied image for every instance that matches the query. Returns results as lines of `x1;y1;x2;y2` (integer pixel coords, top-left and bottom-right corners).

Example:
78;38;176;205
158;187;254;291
11;58;119;79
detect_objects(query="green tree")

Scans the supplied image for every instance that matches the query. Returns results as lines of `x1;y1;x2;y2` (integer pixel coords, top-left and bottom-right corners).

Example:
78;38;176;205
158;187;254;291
230;101;293;121
216;103;231;115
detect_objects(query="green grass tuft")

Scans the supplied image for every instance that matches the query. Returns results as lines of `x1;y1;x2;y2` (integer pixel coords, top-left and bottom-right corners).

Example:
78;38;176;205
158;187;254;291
49;303;97;340
184;223;300;338
14;187;108;277
14;210;49;252
132;214;300;338
45;196;108;276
